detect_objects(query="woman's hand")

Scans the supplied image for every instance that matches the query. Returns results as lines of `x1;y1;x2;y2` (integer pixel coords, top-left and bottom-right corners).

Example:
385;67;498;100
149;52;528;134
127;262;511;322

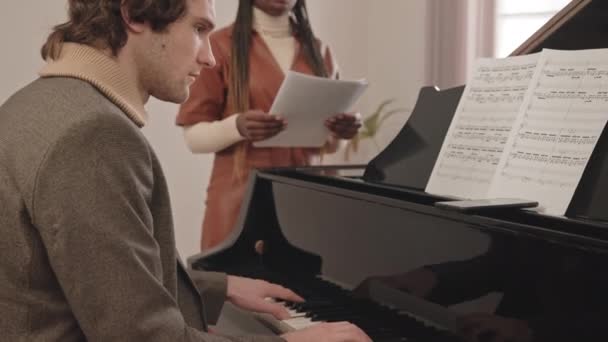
325;113;361;140
236;110;287;141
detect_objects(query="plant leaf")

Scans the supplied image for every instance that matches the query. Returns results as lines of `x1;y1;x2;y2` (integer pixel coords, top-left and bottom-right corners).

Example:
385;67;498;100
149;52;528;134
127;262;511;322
344;134;360;161
358;131;373;139
377;108;407;128
362;111;380;134
352;134;360;152
362;98;395;133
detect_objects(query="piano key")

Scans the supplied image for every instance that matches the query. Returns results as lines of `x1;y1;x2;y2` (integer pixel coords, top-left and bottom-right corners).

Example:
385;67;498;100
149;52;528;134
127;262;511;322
282;316;320;330
252;275;461;341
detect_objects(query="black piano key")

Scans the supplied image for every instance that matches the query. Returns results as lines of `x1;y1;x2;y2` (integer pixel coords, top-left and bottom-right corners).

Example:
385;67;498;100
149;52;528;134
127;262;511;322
239;270;462;341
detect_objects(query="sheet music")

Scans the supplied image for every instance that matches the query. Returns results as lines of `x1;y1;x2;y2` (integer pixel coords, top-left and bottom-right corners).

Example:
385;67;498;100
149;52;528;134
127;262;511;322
488;49;608;215
425;53;541;199
254;71;368;147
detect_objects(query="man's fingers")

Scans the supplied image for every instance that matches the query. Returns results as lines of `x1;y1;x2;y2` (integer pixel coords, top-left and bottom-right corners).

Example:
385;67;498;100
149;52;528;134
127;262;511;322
266;283;305;302
282;322;371;342
328;322;372;342
251;299;292;320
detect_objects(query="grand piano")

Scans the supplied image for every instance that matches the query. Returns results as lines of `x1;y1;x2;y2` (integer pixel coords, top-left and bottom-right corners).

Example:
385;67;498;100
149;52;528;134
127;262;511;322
190;1;608;341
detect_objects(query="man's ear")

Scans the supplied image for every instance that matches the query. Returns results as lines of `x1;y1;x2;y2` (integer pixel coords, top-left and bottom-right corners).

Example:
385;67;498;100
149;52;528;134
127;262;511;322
120;4;147;33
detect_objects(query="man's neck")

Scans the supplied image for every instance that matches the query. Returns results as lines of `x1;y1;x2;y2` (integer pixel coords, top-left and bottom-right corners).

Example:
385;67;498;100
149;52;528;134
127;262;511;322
113;45;150;106
39;43;148;127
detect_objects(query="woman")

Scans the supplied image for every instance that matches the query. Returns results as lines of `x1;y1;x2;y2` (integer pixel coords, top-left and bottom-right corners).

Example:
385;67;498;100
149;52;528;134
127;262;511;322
176;0;360;250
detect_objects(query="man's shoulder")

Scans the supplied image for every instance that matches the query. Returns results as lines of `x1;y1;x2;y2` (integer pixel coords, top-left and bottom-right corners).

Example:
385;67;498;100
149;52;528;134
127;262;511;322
5;77;140;135
0;77;149;205
0;77;146;161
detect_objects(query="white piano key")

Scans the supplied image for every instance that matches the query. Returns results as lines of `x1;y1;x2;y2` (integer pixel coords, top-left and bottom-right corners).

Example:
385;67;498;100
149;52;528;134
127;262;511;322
265;297;307;318
283;316;321;330
286;308;307;317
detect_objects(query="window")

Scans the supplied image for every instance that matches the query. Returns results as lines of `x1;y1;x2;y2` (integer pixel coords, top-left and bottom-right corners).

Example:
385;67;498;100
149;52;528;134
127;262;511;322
494;0;571;57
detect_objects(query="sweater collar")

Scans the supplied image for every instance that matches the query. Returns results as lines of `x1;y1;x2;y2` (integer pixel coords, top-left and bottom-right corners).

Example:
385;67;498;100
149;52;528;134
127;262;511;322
39;43;146;127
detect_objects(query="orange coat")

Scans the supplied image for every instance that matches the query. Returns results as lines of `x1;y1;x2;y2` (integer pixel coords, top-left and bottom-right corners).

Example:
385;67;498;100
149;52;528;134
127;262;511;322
177;25;336;250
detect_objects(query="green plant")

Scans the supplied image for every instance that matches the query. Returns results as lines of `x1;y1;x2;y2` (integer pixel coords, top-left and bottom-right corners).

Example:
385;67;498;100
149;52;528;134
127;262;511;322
344;98;406;161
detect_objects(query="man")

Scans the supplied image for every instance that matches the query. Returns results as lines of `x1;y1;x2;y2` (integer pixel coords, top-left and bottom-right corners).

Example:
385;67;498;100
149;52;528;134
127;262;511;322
0;0;370;341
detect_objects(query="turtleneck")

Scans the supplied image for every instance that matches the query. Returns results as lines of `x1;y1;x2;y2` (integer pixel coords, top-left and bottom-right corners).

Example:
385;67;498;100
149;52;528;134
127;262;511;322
252;6;296;74
252;6;291;38
39;43;147;127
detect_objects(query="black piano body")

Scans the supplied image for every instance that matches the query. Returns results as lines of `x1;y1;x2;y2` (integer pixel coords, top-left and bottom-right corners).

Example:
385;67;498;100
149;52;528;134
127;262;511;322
190;1;608;341
192;166;608;341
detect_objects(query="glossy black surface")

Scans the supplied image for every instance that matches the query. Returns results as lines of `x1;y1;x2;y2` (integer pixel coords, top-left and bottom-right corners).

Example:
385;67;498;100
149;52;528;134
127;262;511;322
364;86;463;190
190;2;608;340
192;170;608;341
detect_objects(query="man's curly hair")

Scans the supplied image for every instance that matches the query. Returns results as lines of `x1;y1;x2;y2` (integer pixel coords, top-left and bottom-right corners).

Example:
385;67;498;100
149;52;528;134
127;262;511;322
41;0;188;60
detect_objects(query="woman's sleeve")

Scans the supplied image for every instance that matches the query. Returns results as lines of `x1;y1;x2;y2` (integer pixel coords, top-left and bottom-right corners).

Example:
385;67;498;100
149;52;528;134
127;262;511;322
182;116;244;154
177;35;246;153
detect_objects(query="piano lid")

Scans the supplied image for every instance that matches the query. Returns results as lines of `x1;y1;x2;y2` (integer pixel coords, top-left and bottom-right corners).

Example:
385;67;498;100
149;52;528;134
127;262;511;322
510;0;608;56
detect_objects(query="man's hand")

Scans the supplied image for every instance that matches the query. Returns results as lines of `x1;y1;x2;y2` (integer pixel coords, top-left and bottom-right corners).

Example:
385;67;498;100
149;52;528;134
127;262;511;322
226;275;303;320
282;322;372;342
325;113;361;140
458;313;533;342
236;110;287;141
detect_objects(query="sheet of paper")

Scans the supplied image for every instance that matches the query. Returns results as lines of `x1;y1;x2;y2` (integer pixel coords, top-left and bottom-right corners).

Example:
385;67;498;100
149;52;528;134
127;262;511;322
254;71;368;147
488;49;608;215
425;53;540;199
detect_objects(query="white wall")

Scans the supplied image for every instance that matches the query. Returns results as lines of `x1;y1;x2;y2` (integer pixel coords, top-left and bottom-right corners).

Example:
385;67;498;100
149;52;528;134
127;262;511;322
1;0;430;259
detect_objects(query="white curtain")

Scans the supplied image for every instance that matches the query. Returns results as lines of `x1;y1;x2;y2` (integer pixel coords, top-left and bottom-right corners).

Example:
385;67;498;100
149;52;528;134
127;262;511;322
424;0;496;90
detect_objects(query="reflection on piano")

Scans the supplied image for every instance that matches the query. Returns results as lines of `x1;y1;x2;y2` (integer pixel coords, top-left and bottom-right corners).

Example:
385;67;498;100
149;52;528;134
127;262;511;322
189;1;608;341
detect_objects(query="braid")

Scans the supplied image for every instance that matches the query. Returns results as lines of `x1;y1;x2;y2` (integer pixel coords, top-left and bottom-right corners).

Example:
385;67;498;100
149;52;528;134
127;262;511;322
292;0;328;77
230;1;254;181
231;0;328;181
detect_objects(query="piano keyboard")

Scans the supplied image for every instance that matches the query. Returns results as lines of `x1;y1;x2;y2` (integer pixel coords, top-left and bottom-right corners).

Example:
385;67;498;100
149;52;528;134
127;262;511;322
237;269;463;342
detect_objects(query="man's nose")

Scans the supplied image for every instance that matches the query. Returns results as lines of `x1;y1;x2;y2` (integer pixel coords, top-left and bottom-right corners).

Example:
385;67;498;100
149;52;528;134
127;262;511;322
198;40;216;69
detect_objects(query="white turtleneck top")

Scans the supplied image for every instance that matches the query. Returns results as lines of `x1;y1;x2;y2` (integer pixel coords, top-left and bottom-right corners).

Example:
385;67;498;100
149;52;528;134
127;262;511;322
252;6;296;75
183;7;331;154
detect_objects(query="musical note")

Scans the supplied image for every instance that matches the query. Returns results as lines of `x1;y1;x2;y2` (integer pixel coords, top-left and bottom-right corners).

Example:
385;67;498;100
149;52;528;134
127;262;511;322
489;48;608;215
426;53;542;200
427;48;608;216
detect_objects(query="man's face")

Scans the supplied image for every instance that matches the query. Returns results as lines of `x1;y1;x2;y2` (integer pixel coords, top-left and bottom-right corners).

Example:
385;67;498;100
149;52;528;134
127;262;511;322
139;0;216;104
254;0;297;17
